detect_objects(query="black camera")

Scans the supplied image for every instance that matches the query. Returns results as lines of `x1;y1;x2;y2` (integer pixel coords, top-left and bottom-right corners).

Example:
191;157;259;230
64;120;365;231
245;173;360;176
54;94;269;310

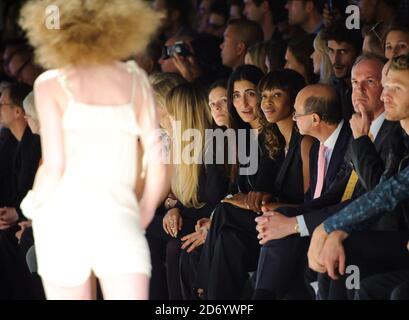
161;41;192;60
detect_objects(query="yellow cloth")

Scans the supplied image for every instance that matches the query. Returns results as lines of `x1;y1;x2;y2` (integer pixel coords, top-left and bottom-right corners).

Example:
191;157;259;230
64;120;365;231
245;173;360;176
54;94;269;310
341;133;374;202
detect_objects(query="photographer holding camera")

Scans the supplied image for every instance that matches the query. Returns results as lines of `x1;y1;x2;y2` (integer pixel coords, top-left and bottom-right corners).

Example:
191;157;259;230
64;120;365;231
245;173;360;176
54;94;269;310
158;34;230;88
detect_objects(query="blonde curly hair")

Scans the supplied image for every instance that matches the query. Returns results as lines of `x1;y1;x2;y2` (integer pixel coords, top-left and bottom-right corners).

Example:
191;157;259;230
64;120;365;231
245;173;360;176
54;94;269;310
19;0;163;69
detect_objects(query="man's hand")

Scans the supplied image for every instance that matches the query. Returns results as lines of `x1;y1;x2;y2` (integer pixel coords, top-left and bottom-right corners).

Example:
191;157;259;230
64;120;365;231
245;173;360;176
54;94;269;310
0;207;19;230
246;191;271;213
163;208;183;238
255;207;297;244
15;220;33;242
318;230;349;280
350;104;372;139
221;193;249;210
307;223;329;273
173;54;201;82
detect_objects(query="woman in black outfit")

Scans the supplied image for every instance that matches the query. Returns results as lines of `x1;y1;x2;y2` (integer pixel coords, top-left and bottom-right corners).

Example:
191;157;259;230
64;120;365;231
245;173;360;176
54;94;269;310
253;69;315;300
145;83;229;299
193;65;284;300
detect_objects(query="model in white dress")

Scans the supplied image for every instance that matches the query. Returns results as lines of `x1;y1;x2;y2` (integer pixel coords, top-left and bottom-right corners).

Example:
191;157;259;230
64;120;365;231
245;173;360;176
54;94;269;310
21;61;165;299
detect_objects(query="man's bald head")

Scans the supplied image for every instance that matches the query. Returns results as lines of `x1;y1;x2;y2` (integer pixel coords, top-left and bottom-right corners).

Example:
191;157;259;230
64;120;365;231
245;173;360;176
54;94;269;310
296;84;342;124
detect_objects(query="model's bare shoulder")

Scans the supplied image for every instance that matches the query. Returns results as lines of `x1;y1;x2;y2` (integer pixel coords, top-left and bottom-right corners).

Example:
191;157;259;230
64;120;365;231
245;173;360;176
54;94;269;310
34;69;61;87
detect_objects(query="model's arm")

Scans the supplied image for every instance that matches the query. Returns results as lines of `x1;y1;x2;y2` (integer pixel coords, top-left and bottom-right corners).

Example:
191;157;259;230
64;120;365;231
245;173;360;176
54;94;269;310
31;72;65;206
136;71;170;229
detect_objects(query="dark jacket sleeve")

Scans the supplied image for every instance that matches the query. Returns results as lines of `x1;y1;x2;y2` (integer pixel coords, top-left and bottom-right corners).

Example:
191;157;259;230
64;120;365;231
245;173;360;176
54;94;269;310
350;135;385;192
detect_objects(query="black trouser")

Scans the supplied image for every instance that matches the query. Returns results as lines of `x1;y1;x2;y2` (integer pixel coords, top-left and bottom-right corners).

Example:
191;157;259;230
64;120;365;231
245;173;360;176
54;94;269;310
317;231;409;300
146;208;199;300
195;203;260;300
180;246;202;300
355;269;409;300
252;235;312;300
391;280;409;300
0;226;38;299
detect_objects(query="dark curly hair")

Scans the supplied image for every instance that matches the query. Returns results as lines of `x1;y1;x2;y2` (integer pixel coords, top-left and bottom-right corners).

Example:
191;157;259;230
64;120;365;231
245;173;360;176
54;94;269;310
257;69;306;159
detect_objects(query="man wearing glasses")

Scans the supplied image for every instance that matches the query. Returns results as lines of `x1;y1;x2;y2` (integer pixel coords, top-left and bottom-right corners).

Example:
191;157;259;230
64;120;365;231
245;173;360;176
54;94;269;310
253;53;399;299
0;83;41;299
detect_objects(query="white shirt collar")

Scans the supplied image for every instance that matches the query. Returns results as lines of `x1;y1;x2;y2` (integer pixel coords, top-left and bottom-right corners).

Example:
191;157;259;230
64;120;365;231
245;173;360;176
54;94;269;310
323;120;344;151
370;112;385;140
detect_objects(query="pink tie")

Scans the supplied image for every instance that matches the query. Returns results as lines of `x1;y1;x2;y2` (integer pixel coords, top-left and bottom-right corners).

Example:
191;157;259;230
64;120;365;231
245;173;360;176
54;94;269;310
313;144;327;199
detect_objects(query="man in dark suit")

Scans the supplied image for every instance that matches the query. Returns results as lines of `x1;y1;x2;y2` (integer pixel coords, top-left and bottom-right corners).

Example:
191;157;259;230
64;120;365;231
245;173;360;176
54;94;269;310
308;54;409;300
254;53;396;299
253;83;350;299
0;127;17;207
0;83;41;299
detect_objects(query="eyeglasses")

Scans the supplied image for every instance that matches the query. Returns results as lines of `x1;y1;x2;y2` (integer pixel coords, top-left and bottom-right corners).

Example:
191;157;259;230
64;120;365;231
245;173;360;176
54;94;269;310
292;111;313;120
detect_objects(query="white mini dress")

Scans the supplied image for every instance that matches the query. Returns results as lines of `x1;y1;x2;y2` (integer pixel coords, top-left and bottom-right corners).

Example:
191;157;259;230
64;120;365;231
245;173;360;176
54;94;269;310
21;61;152;287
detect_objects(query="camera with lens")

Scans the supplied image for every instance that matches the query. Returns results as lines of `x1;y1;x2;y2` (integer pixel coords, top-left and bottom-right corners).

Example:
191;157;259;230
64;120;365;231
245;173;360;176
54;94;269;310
161;41;192;60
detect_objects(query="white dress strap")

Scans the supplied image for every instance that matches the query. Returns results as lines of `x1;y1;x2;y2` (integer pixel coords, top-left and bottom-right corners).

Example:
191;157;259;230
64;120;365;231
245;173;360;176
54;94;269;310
57;70;75;101
126;60;148;179
126;60;138;105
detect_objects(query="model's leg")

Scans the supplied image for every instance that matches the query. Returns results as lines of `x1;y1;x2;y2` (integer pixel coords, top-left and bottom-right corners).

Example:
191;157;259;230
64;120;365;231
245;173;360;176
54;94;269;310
42;276;94;300
99;273;150;300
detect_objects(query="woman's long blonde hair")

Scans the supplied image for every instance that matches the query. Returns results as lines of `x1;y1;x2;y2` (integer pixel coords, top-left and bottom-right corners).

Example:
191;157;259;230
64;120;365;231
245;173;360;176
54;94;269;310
165;83;212;208
313;30;333;84
19;0;162;69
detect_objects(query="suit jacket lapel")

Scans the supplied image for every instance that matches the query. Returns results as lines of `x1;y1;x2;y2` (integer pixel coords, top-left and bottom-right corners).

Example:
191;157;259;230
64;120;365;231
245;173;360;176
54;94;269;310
275;129;299;192
324;122;351;190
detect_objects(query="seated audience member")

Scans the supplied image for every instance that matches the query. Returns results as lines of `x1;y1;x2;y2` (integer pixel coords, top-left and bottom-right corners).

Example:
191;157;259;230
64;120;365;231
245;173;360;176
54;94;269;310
0;83;41;299
245;41;270;74
321;18;362;120
147;71;186;299
179;78;231;299
265;40;287;73
159;33;230;88
229;0;245;20
308;54;409;300
383;24;409;61
358;0;400;27
243;0;287;41
203;1;229;38
253;54;396;299
153;0;196;41
362;22;387;58
195;66;310;300
133;39;163;75
254;83;349;299
285;0;324;35
146;83;229;300
285;34;318;84
310;30;333;84
220;19;264;70
5;46;43;86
